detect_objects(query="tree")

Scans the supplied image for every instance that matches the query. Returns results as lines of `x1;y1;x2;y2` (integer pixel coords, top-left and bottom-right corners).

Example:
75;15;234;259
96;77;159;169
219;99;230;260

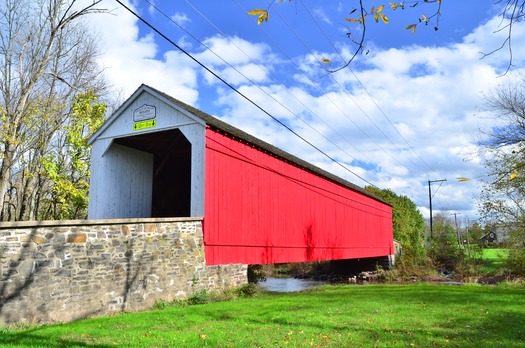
41;91;106;220
0;0;108;221
478;74;525;275
249;1;523;72
364;186;426;265
428;212;464;273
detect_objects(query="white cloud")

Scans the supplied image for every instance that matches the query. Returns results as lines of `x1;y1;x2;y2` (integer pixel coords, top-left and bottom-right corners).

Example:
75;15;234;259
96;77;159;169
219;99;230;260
171;12;191;26
87;0;199;104
313;7;332;25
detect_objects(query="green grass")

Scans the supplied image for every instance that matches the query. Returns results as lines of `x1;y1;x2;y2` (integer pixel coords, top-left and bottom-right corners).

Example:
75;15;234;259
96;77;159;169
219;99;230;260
2;283;525;347
480;248;509;274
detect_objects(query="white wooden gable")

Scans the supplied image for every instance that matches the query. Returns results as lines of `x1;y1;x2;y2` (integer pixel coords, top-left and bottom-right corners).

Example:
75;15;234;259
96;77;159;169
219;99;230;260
88;85;206;219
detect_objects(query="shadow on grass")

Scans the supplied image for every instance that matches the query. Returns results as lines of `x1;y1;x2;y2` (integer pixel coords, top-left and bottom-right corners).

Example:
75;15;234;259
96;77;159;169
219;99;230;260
1;329;113;348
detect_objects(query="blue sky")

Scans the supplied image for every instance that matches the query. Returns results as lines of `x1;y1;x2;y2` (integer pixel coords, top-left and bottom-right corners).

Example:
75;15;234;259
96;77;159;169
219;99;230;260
86;0;525;224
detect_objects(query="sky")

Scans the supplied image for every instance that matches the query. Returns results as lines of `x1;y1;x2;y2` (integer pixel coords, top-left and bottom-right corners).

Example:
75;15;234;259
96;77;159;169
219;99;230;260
84;0;525;225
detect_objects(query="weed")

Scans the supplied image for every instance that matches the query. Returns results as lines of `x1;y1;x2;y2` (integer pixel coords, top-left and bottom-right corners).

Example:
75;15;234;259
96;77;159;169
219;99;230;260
187;289;209;305
236;283;258;297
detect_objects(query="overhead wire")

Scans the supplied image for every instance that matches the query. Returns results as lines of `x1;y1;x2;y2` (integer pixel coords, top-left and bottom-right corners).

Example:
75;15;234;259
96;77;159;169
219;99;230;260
181;0;431;206
264;0;432;179
289;0;457;210
130;0;464;213
294;0;441;208
237;0;432;207
114;0;377;187
229;0;426;182
179;0;394;184
298;0;437;175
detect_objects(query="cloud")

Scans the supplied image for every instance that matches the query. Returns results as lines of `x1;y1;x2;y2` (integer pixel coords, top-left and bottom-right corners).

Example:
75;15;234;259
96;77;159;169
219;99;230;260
87;0;199;104
464;16;525;70
313;7;332;25
171;12;191;26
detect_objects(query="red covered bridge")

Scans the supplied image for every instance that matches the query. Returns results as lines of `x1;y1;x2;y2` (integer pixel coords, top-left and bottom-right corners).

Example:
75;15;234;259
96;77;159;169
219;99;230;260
88;85;393;266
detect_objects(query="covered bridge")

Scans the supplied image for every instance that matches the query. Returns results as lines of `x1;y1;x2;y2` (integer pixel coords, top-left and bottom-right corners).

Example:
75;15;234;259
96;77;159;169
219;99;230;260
88;84;393;265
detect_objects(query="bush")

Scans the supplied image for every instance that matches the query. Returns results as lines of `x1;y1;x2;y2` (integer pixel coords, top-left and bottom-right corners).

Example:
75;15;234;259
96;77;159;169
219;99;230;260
187;289;210;305
236;283;258;297
506;248;525;275
504;228;525;276
389;253;434;280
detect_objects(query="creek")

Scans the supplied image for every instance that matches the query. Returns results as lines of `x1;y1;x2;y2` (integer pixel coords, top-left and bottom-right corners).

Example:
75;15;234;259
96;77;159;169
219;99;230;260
257;277;328;292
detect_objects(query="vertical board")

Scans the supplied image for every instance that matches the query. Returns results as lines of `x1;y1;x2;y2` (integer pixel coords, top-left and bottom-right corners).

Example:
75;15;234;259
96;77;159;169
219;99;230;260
88;143;153;219
203;128;393;265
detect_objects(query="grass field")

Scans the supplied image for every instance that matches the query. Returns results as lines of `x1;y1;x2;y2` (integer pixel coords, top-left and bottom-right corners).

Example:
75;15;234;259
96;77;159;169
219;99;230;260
2;283;524;347
480;248;509;274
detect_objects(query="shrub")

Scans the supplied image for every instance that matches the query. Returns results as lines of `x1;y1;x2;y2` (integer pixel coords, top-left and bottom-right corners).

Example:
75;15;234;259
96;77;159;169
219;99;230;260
504;228;525;276
187;289;210;305
236;283;258;297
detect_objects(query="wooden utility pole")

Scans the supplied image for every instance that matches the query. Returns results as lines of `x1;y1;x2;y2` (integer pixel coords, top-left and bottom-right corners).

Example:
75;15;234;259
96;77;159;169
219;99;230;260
451;212;461;246
428;179;447;239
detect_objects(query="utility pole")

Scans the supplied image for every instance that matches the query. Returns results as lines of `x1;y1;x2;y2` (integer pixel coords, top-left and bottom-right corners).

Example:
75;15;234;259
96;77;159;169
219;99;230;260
451;212;461;246
428;179;447;239
464;217;472;258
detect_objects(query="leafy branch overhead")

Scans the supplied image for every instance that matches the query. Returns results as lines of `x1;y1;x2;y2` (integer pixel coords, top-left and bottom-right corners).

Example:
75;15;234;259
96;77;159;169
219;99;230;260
247;0;522;73
247;0;442;71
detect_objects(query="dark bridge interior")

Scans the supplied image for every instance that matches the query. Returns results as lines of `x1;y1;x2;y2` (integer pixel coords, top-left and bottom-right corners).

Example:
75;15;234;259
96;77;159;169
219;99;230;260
114;128;191;217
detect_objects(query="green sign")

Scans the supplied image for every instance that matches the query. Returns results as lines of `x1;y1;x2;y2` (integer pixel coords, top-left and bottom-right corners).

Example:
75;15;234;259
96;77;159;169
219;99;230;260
133;119;156;131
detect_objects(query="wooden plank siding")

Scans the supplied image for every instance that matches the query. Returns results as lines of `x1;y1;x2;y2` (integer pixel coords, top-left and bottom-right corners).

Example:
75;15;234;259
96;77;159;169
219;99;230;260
204;127;393;265
88;143;154;219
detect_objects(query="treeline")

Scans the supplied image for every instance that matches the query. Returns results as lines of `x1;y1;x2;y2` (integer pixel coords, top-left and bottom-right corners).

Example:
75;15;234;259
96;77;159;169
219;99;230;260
0;0;110;221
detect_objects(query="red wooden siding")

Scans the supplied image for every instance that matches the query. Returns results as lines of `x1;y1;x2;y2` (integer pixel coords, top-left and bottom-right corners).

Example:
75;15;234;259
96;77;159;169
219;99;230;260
203;127;393;265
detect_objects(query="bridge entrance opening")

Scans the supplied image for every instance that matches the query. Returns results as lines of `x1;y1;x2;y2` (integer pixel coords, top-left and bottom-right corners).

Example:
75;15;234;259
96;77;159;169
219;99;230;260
114;128;191;217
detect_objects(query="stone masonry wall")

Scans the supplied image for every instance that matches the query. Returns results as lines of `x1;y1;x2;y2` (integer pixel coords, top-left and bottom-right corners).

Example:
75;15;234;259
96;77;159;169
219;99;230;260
0;218;247;325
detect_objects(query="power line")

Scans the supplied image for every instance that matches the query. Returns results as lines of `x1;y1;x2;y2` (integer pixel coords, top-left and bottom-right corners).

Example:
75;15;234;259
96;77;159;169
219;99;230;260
229;0;428;181
114;0;377;187
299;0;437;175
150;0;376;179
266;0;432;178
179;0;398;184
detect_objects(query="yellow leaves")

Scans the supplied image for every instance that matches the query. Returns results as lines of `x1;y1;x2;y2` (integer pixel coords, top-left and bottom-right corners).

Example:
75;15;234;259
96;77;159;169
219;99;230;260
390;2;405;10
247;9;269;25
373;5;389;24
510;169;519;180
345;4;389;25
405;23;417;34
344;15;364;24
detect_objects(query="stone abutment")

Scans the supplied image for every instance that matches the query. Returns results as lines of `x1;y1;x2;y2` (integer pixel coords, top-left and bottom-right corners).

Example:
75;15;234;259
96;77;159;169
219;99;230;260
0;218;247;325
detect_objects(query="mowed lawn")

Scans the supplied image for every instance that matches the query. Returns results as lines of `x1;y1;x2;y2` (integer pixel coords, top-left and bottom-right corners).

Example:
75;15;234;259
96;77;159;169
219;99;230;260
481;248;509;273
2;283;524;347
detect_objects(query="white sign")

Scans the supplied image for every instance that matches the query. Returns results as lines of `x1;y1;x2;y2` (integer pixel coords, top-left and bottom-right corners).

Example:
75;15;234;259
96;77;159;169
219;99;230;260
133;104;156;122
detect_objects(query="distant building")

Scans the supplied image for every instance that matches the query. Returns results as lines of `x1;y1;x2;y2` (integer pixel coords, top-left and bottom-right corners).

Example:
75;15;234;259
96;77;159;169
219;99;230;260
480;231;498;245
